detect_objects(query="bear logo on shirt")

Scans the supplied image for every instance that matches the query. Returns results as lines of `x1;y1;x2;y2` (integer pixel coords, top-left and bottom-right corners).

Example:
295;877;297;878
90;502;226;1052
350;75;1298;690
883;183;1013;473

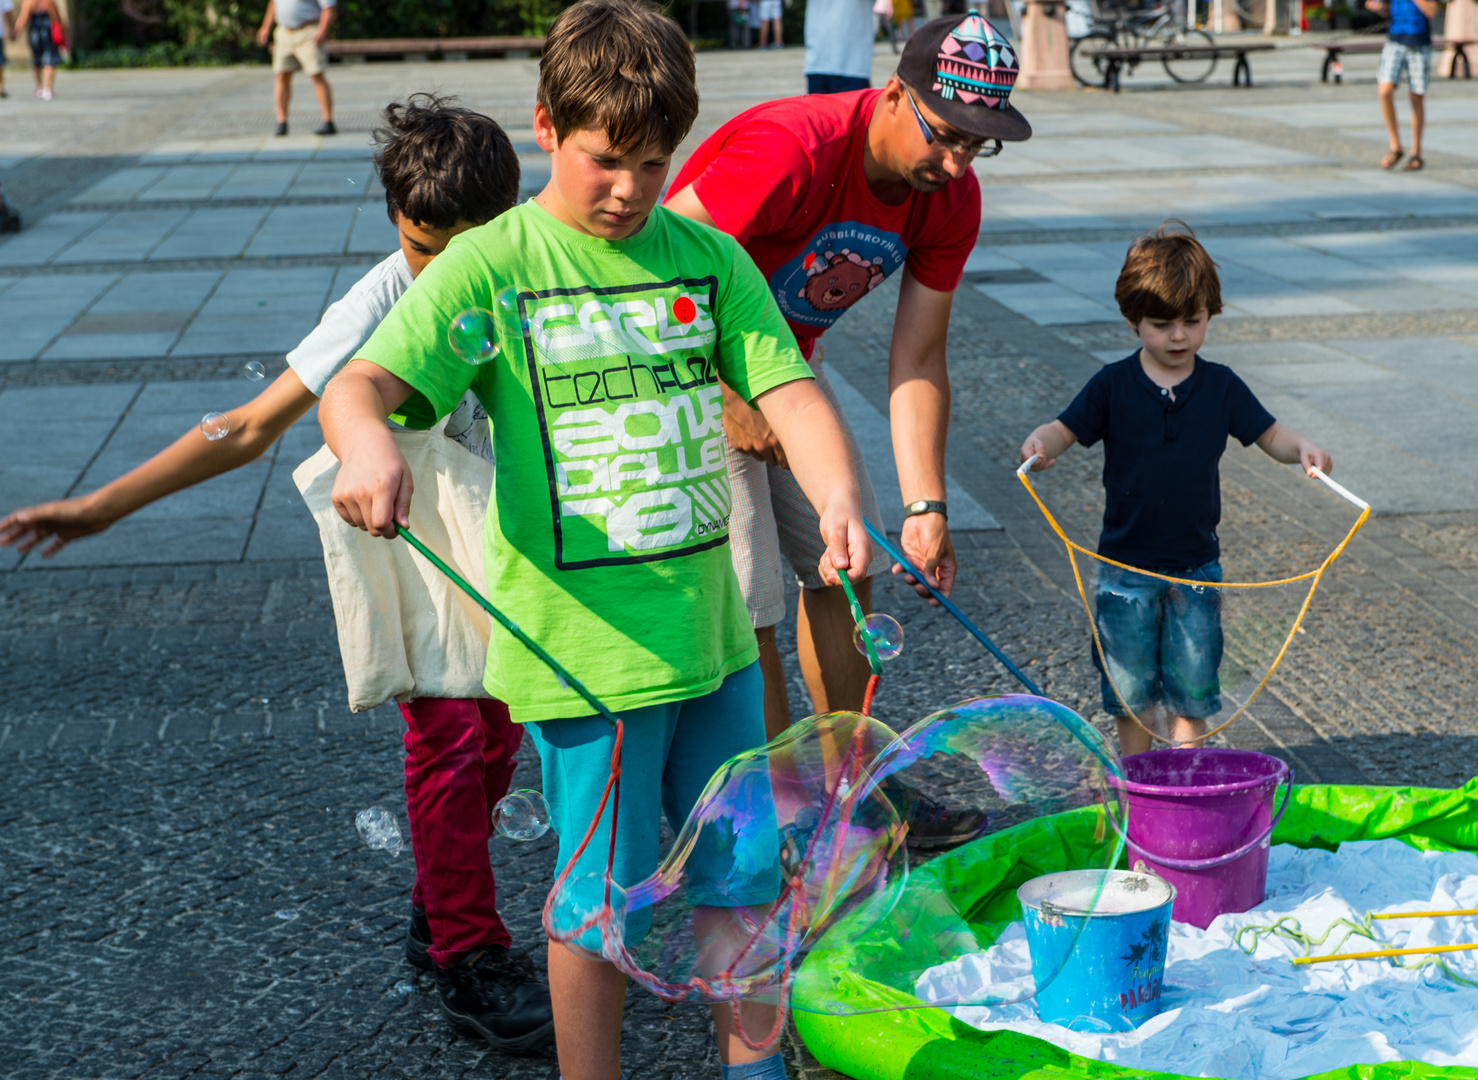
798;248;886;313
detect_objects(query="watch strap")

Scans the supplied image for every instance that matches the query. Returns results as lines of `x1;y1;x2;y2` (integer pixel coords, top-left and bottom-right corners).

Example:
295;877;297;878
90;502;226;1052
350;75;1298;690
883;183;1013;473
903;499;948;520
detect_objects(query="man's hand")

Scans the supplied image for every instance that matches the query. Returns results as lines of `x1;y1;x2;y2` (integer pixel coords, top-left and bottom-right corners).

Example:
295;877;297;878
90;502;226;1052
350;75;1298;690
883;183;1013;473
894;512;955;604
256;1;274;46
722;381;789;469
330;433;414;537
0;497;114;558
256;22;271;45
816;504;870;588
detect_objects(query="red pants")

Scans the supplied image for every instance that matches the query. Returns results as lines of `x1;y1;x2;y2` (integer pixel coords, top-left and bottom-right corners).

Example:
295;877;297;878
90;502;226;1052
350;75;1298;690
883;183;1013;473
401;696;522;968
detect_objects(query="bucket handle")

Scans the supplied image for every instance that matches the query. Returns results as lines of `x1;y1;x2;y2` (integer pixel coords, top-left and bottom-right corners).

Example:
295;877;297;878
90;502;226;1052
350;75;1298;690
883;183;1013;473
1110;765;1293;872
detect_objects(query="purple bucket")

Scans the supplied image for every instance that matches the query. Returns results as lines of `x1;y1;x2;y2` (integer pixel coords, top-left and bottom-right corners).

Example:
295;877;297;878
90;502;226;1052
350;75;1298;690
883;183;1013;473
1114;749;1292;929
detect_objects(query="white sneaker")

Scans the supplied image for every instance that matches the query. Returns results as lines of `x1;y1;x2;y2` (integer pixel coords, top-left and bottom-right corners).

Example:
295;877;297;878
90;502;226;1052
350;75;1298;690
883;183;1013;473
40;88;53;101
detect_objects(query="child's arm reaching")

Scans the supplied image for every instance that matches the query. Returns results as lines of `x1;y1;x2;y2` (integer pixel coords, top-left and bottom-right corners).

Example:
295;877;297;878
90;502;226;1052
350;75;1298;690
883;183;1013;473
0;371;318;557
319;360;418;538
1256;422;1333;477
753;379;871;587
1019;420;1078;471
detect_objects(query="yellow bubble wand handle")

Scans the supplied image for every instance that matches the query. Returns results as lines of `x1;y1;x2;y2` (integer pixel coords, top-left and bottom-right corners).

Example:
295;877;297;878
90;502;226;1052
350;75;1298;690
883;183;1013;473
1294;942;1478;965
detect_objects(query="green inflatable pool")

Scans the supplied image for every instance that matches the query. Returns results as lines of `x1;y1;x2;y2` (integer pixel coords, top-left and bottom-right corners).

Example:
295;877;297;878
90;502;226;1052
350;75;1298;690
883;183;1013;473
793;780;1478;1080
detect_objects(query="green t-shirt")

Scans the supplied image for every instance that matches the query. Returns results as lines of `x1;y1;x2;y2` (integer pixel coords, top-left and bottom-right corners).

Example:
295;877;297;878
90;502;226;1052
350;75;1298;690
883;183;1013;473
358;200;814;722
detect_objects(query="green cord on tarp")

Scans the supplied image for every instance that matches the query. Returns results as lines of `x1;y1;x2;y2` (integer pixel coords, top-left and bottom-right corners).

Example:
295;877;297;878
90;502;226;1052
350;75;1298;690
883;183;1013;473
838;573;883;678
1235;913;1478;988
395;523;621;728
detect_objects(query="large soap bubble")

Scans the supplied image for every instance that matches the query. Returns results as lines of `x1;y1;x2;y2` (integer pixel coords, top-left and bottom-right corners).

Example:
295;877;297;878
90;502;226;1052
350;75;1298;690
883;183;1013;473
545;711;908;1011
545;695;1124;1036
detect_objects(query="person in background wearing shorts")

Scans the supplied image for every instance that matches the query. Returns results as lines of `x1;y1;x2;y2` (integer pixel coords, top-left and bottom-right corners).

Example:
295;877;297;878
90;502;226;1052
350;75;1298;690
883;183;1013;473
803;0;875;92
1366;0;1437;171
755;0;784;48
665;16;1028;780
11;0;65;100
1018;224;1332;756
256;0;337;137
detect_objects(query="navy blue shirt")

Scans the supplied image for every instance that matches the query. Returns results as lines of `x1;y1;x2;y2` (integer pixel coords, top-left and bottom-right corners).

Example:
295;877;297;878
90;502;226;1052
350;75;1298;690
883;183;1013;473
1387;0;1431;47
1058;353;1276;570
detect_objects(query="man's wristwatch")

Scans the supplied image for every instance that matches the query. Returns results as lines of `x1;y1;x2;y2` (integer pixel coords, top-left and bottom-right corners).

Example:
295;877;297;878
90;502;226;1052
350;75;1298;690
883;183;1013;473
903;499;948;520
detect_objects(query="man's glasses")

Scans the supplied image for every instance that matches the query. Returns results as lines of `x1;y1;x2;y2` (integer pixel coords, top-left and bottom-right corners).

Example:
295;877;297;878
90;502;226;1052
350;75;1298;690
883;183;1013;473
903;84;1003;160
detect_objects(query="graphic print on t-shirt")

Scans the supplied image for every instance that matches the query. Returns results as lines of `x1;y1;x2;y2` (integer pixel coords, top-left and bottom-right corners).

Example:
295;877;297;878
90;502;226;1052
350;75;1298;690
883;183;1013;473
520;277;733;570
769;222;908;330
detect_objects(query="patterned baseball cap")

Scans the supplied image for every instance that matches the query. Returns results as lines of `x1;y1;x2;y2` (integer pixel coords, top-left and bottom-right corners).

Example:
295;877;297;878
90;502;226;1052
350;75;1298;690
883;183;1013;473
897;10;1032;142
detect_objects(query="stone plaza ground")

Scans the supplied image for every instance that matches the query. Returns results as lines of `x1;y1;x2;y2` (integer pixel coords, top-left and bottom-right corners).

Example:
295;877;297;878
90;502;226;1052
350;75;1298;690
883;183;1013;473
3;39;1478;1079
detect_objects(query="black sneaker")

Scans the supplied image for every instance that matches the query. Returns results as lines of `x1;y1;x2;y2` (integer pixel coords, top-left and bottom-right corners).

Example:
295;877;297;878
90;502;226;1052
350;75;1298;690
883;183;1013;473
315;119;337;135
274;120;288;136
882;776;990;851
405;905;433;971
434;946;555;1055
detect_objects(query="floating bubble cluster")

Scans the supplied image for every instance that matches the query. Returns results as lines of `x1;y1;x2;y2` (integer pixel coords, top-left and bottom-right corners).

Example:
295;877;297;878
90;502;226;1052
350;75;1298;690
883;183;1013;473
200;412;230;441
447;308;500;364
243;360;266;381
388;979;415;1000
493;789;551;842
273;908;299;921
355;806;403;857
853;613;904;661
544;695;1125;1034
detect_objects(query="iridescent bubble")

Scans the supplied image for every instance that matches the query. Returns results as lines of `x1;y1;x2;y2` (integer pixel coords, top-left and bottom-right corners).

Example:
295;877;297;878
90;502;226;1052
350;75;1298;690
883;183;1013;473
447;308;500;364
388;979;415;1000
354;806;403;857
244;360;266;381
495;286;532;333
853;612;904;661
492;789;551;841
200;412;230;441
542;695;1125;1041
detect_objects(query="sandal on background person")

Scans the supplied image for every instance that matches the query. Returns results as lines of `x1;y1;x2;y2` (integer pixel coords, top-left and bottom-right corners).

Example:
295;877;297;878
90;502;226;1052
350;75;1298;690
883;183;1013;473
1405;155;1424;170
1380;147;1405;169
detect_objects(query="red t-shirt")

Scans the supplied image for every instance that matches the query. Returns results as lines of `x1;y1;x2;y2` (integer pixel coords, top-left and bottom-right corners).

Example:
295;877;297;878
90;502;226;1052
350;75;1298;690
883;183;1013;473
667;90;981;358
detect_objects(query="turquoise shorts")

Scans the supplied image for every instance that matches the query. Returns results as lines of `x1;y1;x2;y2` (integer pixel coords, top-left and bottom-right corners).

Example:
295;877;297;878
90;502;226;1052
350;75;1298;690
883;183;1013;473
528;661;775;944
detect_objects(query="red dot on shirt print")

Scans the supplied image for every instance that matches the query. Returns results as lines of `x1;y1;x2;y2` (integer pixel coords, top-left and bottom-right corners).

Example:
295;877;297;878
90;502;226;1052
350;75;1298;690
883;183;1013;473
803;251;816;270
672;295;697;324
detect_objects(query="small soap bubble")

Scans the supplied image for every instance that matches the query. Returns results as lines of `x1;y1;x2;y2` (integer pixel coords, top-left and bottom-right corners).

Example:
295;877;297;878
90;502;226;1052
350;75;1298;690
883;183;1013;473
201;412;231;441
492;789;551;842
244;360;266;381
274;908;299;921
495;285;521;313
852;612;904;661
388;979;415;1000
355;806;403;856
447;308;500;364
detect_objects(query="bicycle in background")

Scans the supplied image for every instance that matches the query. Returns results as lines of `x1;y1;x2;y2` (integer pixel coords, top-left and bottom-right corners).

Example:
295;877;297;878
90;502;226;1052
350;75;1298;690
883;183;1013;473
1069;0;1219;85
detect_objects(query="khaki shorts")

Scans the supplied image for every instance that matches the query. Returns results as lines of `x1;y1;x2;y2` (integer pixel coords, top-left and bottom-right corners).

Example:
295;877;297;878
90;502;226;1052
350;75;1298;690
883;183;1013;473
273;23;327;75
728;344;890;628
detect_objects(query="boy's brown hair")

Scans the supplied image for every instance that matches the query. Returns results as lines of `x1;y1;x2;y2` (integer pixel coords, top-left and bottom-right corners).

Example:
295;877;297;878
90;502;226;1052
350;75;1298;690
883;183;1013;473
1114;220;1224;325
374;93;520;229
537;0;698;155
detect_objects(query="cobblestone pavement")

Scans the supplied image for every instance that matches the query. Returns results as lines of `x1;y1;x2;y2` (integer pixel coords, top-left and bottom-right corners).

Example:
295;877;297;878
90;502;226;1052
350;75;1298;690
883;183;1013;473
5;43;1478;1080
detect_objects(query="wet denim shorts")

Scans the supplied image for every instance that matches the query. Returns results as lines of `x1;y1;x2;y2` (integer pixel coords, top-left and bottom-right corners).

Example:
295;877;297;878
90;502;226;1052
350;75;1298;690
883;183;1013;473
1093;560;1224;719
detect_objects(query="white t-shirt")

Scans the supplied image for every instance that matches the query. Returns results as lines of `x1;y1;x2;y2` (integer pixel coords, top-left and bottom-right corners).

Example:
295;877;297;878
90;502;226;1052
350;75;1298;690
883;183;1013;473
804;0;876;78
276;0;334;29
286;250;494;464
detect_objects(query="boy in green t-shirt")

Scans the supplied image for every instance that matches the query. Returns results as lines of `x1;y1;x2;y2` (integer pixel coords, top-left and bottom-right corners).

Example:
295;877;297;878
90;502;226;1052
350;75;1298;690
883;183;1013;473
318;1;870;1076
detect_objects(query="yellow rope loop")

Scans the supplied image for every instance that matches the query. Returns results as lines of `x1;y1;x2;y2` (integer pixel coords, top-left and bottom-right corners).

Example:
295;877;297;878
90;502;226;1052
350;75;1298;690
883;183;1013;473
1017;466;1370;746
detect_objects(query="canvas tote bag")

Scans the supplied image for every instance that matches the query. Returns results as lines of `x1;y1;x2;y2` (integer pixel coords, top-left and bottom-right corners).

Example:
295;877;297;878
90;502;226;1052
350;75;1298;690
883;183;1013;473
293;430;494;711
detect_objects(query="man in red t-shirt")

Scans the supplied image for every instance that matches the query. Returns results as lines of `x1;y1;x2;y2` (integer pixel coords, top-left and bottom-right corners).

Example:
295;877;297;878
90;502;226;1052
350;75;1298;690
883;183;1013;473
666;12;1031;743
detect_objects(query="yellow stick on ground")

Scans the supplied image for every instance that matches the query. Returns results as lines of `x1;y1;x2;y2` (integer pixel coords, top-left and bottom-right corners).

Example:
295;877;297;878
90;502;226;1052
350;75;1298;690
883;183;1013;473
1371;909;1478;920
1293;942;1478;964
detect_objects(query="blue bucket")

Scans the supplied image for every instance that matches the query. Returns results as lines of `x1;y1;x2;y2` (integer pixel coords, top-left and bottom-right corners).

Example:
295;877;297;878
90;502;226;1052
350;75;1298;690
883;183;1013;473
1018;869;1175;1031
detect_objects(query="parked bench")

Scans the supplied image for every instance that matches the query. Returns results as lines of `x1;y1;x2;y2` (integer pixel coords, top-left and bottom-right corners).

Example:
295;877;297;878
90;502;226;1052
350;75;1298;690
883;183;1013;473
1317;37;1472;82
1085;42;1275;91
326;36;545;62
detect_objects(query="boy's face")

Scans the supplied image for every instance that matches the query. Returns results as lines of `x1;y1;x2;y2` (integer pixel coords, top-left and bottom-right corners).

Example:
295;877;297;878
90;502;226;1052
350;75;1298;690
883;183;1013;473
532;104;671;240
396;214;480;277
1132;308;1209;375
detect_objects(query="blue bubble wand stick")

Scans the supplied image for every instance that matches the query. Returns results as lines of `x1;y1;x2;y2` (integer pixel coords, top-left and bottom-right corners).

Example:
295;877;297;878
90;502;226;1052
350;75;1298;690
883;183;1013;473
863;518;1044;697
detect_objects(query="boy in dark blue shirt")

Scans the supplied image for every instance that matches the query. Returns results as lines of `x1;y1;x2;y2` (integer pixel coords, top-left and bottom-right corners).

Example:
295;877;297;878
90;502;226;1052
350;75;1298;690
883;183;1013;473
1019;224;1332;755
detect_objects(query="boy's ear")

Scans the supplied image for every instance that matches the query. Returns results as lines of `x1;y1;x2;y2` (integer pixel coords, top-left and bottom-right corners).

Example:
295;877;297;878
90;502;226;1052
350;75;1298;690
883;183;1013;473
532;102;561;154
1124;317;1141;338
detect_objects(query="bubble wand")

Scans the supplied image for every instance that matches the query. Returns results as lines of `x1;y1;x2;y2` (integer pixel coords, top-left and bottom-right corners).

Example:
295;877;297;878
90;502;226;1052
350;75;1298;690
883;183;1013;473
863;518;1044;697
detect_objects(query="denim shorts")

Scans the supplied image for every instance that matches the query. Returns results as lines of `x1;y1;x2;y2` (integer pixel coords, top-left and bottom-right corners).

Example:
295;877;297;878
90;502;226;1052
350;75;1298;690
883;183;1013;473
527;661;777;945
1093;560;1223;719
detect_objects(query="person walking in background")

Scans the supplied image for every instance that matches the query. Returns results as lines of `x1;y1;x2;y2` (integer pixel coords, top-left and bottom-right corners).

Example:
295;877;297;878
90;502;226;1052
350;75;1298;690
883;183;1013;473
1366;0;1437;170
728;0;752;48
256;0;337;136
804;0;875;92
756;0;785;48
892;0;915;39
0;0;13;98
11;0;65;100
